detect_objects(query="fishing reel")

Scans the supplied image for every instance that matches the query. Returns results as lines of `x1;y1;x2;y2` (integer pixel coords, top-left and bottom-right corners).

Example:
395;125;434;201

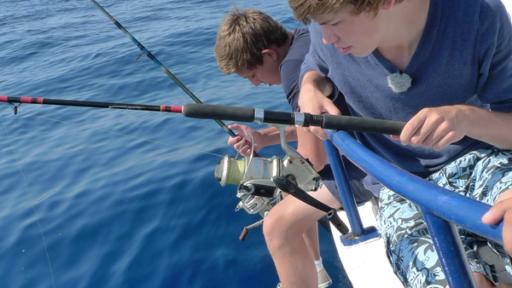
214;125;321;217
215;155;279;216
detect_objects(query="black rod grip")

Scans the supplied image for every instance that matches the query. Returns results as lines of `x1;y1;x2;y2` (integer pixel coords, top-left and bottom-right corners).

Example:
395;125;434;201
264;110;294;125
322;114;405;135
183;103;255;122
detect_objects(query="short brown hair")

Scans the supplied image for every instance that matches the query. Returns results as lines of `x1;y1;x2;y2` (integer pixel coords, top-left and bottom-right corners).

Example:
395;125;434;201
215;9;289;74
288;0;399;24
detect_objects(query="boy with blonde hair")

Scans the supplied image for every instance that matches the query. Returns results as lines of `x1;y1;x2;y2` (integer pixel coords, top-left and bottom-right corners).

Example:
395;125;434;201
272;0;512;287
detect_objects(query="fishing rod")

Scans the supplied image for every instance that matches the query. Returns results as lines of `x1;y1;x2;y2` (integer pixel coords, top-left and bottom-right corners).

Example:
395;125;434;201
89;0;236;137
1;94;401;236
0;96;405;135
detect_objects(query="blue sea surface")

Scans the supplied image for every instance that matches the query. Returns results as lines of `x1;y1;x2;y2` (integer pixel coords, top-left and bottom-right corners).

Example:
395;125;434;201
0;0;350;287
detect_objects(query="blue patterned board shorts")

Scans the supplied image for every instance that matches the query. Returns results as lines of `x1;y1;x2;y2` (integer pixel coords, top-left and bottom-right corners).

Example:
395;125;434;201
377;149;512;287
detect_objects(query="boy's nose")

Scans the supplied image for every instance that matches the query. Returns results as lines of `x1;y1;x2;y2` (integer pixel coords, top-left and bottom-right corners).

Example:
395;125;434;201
321;27;338;45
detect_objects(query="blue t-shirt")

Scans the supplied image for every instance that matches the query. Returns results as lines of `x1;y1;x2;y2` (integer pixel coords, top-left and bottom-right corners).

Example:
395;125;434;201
281;28;346;112
302;0;512;176
280;28;310;112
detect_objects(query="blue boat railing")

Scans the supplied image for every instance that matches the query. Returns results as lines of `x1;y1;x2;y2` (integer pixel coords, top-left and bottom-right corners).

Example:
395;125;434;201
325;130;505;288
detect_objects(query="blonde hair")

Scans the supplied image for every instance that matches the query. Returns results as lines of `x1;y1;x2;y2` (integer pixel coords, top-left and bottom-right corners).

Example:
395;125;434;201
288;0;402;24
215;9;289;73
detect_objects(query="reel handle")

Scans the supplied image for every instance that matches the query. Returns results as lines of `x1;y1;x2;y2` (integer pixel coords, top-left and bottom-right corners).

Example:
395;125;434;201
238;219;265;241
239;228;249;241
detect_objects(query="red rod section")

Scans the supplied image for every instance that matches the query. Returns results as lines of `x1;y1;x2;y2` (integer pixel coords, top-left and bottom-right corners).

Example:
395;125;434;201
0;95;183;114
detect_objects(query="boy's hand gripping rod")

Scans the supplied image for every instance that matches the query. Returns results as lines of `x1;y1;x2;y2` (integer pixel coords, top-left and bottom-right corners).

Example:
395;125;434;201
0;96;405;135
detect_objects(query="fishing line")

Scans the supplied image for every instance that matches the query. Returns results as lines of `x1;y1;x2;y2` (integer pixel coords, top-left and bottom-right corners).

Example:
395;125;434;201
13;108;226;160
0;112;54;209
0;113;65;209
37;220;57;288
0;115;57;288
50;118;224;159
89;0;237;137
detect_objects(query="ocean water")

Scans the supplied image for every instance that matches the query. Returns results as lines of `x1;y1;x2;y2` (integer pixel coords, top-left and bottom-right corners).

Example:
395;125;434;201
0;0;349;287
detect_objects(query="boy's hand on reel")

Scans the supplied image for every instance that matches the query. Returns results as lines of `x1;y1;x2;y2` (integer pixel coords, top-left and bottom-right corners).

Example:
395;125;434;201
227;123;264;156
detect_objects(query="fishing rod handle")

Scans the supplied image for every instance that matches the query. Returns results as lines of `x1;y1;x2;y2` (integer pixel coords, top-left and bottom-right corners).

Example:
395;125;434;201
183;103;319;128
183;103;255;122
320;114;404;135
183;103;297;125
183;103;404;135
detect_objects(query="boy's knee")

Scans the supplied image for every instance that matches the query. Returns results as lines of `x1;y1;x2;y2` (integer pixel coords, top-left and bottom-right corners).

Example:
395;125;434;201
262;208;304;247
263;211;286;250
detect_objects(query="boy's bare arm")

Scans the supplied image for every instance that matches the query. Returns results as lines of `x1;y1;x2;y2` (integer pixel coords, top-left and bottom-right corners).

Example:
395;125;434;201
296;127;328;171
257;125;298;147
299;71;339;113
299;71;341;139
461;106;512;149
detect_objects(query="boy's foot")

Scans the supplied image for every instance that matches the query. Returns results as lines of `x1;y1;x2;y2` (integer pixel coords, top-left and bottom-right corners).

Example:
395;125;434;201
317;267;332;288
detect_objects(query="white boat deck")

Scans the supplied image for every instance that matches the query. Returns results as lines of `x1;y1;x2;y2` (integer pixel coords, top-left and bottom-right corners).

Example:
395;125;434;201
506;0;512;16
330;202;402;288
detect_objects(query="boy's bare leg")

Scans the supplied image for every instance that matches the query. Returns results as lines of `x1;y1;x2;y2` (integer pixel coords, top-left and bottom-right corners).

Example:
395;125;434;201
303;224;320;261
263;186;340;288
472;273;494;288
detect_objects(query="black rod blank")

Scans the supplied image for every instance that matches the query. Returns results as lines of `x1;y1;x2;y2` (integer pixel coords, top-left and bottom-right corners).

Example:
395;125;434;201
182;103;405;135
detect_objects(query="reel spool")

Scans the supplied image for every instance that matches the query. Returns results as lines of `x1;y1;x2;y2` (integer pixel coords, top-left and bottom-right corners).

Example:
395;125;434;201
215;156;246;186
215;155;281;187
215;155;281;216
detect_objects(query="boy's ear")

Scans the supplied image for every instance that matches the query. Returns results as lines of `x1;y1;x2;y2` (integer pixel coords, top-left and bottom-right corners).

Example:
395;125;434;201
381;0;396;10
261;48;279;61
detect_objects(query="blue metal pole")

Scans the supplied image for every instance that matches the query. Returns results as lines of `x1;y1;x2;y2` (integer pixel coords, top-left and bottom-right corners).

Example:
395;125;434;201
329;131;503;243
422;210;475;288
324;140;364;234
324;139;379;245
